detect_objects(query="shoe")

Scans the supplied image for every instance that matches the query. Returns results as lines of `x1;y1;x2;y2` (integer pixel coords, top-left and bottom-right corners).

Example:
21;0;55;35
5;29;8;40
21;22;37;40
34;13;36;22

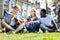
2;28;6;33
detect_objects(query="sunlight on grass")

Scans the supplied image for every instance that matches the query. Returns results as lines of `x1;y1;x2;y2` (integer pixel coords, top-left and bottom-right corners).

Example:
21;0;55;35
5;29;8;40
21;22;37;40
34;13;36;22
0;33;60;40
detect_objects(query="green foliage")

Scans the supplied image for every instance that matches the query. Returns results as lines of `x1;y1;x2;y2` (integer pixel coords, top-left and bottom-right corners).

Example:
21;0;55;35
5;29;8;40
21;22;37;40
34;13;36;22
0;0;2;3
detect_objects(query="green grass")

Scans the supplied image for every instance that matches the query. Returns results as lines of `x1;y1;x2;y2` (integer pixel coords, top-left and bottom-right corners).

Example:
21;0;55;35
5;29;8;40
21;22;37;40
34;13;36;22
0;33;60;40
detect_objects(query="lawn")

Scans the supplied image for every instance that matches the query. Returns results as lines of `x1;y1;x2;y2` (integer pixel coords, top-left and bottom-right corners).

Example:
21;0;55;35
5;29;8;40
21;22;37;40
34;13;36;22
0;26;60;40
0;32;60;40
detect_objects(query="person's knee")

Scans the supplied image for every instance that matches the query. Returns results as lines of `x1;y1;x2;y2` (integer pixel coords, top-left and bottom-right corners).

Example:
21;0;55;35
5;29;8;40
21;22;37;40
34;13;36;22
35;22;40;24
1;22;5;27
40;24;46;30
22;23;25;25
35;22;40;26
19;23;25;28
40;24;45;27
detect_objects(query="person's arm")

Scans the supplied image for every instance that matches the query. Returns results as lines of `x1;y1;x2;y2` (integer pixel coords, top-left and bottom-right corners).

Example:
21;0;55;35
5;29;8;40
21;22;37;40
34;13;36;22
30;16;39;23
25;16;31;24
50;15;57;29
5;14;14;23
51;20;57;30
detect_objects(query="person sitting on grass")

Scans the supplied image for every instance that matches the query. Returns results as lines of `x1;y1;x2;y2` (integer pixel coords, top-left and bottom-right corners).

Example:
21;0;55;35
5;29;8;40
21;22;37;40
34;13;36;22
1;6;25;34
25;9;40;33
39;9;57;33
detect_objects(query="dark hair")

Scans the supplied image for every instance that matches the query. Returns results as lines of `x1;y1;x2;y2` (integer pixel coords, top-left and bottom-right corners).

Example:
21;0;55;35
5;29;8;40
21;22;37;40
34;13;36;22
41;9;46;14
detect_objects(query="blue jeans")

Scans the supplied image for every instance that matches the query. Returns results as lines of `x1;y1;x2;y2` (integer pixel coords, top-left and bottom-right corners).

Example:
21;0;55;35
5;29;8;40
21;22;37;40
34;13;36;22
26;22;40;32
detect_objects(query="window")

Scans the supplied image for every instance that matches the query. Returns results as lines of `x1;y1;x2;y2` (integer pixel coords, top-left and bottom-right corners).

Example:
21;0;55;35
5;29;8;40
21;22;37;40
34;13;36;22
4;0;9;5
22;3;28;18
11;0;16;7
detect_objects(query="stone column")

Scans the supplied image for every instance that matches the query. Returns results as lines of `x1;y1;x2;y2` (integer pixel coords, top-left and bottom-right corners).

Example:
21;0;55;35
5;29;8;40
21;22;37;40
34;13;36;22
8;0;12;12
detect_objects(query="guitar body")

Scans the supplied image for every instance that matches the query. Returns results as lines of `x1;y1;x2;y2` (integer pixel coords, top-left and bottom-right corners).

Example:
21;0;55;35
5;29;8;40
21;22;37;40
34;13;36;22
14;18;20;25
14;18;23;25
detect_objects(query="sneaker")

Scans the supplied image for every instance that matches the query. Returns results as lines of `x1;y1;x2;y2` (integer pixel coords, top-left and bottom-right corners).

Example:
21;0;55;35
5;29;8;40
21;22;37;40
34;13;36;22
2;28;6;33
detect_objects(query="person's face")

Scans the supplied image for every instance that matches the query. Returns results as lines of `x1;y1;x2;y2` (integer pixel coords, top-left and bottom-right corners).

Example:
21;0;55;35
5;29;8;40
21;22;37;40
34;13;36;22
30;10;36;17
40;11;44;16
13;8;19;14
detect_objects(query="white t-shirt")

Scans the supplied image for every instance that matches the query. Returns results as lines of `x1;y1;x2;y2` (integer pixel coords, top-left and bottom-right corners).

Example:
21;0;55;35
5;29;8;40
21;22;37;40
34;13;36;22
9;15;16;26
39;15;53;26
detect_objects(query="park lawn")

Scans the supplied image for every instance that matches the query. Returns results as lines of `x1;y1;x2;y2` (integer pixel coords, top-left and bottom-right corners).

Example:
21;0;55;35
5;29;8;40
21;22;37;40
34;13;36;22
0;33;60;40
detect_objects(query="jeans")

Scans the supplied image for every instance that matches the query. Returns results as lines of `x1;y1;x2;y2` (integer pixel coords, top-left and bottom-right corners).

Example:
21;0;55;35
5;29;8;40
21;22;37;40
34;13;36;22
26;22;40;32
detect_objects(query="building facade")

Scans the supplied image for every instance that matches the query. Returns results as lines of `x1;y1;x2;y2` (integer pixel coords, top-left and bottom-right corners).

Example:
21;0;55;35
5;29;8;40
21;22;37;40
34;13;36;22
0;0;60;22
